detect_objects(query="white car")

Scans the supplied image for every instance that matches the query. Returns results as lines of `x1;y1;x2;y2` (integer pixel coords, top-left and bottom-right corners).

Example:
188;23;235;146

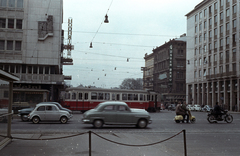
28;103;72;124
186;105;192;110
192;104;202;111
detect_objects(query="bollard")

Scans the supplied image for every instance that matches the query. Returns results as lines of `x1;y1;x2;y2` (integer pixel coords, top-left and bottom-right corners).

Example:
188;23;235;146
89;131;91;156
183;129;187;156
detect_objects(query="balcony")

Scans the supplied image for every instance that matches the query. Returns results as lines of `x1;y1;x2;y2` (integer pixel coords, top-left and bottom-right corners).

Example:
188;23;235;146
14;73;64;84
206;71;237;80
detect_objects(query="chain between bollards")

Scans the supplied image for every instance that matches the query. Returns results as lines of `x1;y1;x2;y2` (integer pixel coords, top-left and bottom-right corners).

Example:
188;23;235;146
183;129;187;156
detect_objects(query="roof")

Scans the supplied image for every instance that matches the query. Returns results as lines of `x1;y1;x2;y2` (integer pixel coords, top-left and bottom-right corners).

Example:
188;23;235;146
0;69;19;82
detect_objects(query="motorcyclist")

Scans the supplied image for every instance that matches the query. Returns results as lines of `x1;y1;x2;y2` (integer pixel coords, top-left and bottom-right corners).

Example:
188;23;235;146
176;101;189;123
213;102;224;119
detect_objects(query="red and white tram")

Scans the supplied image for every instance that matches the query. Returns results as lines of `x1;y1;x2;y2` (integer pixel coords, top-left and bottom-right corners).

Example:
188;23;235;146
61;87;161;112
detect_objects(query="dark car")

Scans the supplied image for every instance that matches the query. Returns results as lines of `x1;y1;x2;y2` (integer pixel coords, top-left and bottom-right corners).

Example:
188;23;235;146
18;102;73;121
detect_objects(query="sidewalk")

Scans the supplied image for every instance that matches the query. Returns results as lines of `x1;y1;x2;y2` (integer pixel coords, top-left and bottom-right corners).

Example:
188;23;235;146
0;132;179;156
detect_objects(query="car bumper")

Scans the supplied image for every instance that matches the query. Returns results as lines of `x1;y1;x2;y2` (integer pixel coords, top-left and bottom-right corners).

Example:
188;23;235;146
82;118;91;124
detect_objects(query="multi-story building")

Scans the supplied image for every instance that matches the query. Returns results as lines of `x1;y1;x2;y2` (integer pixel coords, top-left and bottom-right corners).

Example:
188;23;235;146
186;0;239;111
0;0;71;105
142;53;154;91
153;35;186;105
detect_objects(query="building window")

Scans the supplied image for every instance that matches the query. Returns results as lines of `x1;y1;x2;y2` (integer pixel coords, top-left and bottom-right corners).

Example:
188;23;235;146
204;57;207;64
209;30;212;38
7;40;13;50
209;43;212;50
214;15;217;23
209;18;212;26
214;28;217;36
39;66;43;74
226;9;230;17
220;52;223;60
0;0;7;7
232;48;236;59
209;6;212;14
199;58;202;66
220;12;223;21
195;14;198;22
214;54;217;62
209;68;211;75
195;37;198;44
0;40;4;50
45;67;49;74
214;2;218;11
226;64;229;73
220;0;223;6
226;22;230;31
0;18;6;28
199;23;202;31
209;55;211;63
17;0;23;8
226;36;229;45
220;25;223;34
214;67;217;75
203;69;206;76
233;20;236;28
194;71;197;78
219;66;223;73
220;39;223;47
195;48;197;55
199;70;202;77
16;19;22;29
8;19;14;28
214;41;217;49
204;33;206;41
204;21;206;29
195;26;198;33
204;9;207;17
199;12;202;19
233;63;236;71
204;45;207;52
8;0;15;7
233;5;237;14
199;35;202;43
232;34;236;46
15;41;22;51
194;60;197;66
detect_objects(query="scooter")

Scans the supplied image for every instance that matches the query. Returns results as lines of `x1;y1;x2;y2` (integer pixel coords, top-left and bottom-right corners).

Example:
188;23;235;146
174;110;196;123
207;110;233;123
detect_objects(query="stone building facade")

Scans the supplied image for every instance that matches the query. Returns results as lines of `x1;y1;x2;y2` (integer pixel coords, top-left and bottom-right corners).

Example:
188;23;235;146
0;0;69;104
153;36;186;105
186;0;239;111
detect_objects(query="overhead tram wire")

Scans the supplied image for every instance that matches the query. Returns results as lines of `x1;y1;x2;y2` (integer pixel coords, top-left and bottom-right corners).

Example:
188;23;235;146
90;0;114;48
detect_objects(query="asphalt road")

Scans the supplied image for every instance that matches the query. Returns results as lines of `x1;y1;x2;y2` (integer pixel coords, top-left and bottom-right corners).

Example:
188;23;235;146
1;110;240;156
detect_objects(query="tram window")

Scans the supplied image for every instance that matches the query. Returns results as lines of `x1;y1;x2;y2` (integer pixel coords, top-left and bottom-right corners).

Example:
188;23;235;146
116;94;120;100
147;95;150;101
91;92;97;100
72;93;76;100
128;94;133;100
65;93;70;99
133;94;138;101
140;94;143;101
79;93;83;100
98;93;104;100
112;94;116;100
104;93;110;100
84;93;88;100
122;94;127;100
152;95;154;101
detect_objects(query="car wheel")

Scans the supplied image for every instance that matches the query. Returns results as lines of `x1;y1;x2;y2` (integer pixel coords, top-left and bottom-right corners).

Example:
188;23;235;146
21;115;29;122
32;116;40;124
137;119;147;128
93;119;103;128
60;116;68;124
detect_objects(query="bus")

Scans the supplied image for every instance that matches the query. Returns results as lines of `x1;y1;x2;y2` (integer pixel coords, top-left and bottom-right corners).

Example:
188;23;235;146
61;87;161;112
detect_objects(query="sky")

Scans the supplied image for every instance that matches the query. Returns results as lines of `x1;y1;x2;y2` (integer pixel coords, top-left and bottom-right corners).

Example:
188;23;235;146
62;0;203;88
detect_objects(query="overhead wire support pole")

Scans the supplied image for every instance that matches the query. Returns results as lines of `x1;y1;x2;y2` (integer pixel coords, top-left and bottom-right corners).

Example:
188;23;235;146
183;129;187;156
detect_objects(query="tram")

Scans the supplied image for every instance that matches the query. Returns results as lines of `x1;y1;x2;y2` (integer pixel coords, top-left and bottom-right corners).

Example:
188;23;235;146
61;87;161;112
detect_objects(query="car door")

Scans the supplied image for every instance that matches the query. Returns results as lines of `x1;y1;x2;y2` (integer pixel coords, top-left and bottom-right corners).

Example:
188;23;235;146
45;105;60;121
36;106;46;120
116;105;133;124
101;105;117;124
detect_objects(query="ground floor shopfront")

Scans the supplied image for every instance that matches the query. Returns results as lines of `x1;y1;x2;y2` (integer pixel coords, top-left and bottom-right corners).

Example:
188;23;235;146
186;77;239;111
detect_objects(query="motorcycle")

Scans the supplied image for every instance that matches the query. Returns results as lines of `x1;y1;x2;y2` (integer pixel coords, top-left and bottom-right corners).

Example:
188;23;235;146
207;110;233;123
174;110;196;123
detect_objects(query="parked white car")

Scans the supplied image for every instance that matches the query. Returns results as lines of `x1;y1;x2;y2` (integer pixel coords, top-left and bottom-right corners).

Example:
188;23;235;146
202;105;212;112
192;104;202;111
186;105;193;110
28;103;72;124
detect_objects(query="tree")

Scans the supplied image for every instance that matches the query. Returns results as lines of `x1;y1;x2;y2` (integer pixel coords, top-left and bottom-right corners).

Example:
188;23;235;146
119;78;143;90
